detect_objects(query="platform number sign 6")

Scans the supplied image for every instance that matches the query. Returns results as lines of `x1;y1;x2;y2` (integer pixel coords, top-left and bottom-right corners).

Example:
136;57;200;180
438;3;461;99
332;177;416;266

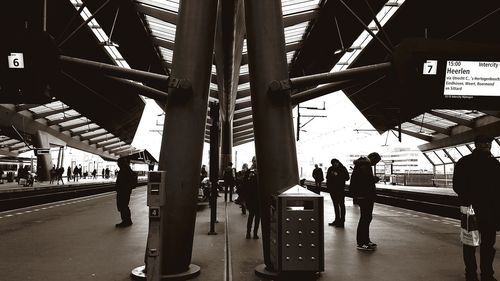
423;60;437;75
8;53;24;69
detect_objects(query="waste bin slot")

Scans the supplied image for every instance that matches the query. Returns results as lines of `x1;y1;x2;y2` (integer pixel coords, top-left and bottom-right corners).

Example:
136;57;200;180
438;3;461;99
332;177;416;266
286;200;313;211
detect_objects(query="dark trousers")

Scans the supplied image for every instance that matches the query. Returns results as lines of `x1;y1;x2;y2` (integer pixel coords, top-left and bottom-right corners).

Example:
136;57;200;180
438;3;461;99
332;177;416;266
224;184;234;202
463;228;496;279
356;198;374;245
330;192;346;223
116;190;132;223
247;209;260;236
314;181;322;193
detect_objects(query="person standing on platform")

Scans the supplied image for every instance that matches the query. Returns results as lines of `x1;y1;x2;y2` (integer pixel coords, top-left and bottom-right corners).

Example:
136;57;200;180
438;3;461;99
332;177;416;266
326;159;350;228
115;157;137;228
49;165;56;184
67;166;72;182
245;157;260;239
73;165;79;182
312;164;324;194
350;152;381;251
236;163;249;215
57;167;64;185
453;135;500;281
102;168;105;179
223;162;236;202
92;169;97;179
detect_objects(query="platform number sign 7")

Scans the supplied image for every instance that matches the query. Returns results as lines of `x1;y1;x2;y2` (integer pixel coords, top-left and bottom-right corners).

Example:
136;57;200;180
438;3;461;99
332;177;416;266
8;53;24;69
423;60;437;75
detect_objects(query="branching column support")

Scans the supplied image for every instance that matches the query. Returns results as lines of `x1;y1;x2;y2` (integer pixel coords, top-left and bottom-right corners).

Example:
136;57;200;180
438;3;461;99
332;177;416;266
244;0;300;272
157;0;218;277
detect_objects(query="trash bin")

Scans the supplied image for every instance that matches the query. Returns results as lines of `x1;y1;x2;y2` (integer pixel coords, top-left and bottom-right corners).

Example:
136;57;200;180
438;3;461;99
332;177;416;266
270;185;324;273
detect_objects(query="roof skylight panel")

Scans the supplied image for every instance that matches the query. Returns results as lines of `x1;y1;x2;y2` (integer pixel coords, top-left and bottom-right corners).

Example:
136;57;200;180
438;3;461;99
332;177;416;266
136;0;179;13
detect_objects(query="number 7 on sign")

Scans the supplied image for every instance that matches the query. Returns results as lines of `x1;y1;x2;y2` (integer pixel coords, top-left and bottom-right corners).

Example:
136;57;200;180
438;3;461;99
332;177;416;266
423;60;437;75
8;53;24;69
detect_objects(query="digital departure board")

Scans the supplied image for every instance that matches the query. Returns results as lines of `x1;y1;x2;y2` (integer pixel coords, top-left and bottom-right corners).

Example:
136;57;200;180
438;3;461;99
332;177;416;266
443;60;500;98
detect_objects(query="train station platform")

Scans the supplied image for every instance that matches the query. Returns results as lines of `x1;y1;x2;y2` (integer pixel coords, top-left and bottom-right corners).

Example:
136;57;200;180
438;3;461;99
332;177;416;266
0;176;147;193
0;185;498;281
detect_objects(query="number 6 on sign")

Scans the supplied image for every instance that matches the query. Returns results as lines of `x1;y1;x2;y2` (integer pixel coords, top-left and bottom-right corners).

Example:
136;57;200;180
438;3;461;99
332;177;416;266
423;60;437;75
8;53;24;69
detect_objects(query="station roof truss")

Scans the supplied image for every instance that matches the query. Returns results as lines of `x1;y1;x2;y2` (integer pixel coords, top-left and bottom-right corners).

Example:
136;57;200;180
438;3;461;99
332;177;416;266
3;0;500;156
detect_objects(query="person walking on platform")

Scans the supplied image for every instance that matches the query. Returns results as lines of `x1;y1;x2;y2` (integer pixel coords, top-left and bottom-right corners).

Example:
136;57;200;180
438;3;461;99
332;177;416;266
57;167;64;185
326;159;350;228
245;157;260;239
312;164;324;194
223;162;236;202
350;152;381;251
67;166;72;182
115;157;138;228
453;135;500;281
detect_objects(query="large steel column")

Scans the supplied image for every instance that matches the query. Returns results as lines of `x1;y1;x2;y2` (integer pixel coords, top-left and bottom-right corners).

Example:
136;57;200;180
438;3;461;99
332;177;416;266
220;120;233;170
244;0;300;270
33;131;53;181
157;0;218;276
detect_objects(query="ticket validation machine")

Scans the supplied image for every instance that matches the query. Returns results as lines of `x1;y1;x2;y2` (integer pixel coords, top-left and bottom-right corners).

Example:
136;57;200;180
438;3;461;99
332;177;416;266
270;185;324;273
146;171;166;281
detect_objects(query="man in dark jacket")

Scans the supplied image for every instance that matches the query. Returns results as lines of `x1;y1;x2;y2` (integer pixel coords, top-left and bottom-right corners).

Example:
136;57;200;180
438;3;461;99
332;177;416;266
326;159;350;227
312;164;324;194
115;157;137;228
453;135;500;281
350;152;381;251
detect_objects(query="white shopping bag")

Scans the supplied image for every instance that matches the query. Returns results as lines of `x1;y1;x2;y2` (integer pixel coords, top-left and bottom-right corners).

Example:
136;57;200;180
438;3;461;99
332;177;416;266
460;205;480;247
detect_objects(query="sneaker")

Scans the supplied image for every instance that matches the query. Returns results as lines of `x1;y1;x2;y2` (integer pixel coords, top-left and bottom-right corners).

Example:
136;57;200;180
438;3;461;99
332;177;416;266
253;234;259;239
115;221;133;228
328;221;338;226
334;222;344;228
367;241;377;247
357;244;375;251
246;233;251;239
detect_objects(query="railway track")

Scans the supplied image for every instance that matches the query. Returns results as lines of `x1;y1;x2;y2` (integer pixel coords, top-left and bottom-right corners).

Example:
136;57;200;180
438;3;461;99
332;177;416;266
305;181;460;219
0;181;146;212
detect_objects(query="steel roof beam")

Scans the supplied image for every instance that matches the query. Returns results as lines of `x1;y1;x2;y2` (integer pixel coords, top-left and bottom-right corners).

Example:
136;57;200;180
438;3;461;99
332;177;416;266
135;3;177;25
80;131;109;141
47;115;83;126
89;135;116;146
60;121;93;132
400;129;433;142
32;108;69;120
408;120;451;136
15;104;40;112
60;55;170;85
283;9;319;27
429;110;474;128
95;138;121;148
71;126;101;136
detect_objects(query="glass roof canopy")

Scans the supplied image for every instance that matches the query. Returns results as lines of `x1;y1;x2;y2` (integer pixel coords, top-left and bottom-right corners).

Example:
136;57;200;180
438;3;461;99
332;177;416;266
135;0;320;84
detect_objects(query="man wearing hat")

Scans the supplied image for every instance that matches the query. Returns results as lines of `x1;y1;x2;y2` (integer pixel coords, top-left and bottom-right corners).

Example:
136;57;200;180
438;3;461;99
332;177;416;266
453;134;500;281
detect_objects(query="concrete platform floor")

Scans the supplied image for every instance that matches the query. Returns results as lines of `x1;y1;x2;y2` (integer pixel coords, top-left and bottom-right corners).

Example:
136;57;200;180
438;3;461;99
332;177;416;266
0;186;498;281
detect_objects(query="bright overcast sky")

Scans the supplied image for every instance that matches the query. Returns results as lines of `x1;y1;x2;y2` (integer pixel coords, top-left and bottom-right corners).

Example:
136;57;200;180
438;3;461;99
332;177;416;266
132;91;427;173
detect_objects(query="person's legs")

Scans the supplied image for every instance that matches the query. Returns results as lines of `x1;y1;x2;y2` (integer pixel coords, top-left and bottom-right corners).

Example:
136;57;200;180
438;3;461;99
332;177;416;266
246;211;255;239
463;244;478;280
479;228;496;280
229;184;234;202
339;195;346;223
116;190;132;226
224;184;228;202
356;199;374;246
253;210;261;239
